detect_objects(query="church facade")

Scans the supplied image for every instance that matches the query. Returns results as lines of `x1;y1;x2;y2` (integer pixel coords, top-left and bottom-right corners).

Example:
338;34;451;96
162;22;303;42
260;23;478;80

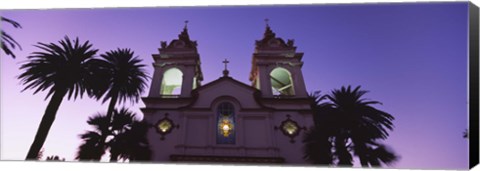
141;24;314;164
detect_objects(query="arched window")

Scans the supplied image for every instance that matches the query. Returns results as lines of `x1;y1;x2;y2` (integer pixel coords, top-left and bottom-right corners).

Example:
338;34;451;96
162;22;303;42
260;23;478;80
161;68;183;95
270;67;295;95
216;102;235;144
192;76;198;90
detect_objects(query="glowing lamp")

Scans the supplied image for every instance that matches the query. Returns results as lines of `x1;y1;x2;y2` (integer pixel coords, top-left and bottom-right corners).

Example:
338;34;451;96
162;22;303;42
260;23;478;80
155;113;178;141
275;114;306;143
220;119;233;137
283;121;298;135
222;124;230;131
158;120;172;133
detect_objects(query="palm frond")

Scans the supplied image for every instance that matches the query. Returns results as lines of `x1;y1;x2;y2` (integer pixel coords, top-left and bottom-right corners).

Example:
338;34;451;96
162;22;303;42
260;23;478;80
366;144;399;167
304;85;396;167
76;131;105;161
96;48;149;104
86;113;110;134
18;36;99;100
1;17;22;58
111;108;136;132
77;108;151;162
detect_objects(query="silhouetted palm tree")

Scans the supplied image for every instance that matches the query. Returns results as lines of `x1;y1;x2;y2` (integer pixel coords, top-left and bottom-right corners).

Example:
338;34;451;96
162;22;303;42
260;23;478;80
303;86;398;167
303;91;336;165
110;120;151;162
304;91;353;166
1;17;22;58
362;144;397;167
87;48;148;162
303;126;333;165
93;48;148;122
124;121;151;161
19;36;99;159
76;108;151;162
76;113;110;161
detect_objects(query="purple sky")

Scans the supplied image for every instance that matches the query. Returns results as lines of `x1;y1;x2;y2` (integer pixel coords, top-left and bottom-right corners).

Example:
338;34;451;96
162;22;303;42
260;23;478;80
0;2;470;169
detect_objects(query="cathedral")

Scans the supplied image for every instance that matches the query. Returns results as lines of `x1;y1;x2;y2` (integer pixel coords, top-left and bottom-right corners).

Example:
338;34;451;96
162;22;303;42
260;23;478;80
141;22;314;164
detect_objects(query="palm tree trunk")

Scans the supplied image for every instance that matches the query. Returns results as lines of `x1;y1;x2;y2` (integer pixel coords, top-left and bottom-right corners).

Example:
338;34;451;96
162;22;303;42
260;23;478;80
358;149;369;167
352;138;370;167
105;93;118;162
106;94;118;122
335;136;352;166
25;88;67;160
110;153;118;162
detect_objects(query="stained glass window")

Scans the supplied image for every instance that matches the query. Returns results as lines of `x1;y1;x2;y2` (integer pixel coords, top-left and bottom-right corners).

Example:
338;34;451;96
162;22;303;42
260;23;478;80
216;102;235;144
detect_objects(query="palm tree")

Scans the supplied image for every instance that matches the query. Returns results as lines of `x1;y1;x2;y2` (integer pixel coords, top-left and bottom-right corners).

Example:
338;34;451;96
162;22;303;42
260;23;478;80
327;86;397;167
1;17;22;58
76;108;151;162
19;36;99;160
117;120;151;161
303;126;333;165
303;86;398;167
93;48;148;123
303;91;335;165
304;91;353;166
76;112;110;161
88;48;148;162
109;119;151;162
361;144;398;167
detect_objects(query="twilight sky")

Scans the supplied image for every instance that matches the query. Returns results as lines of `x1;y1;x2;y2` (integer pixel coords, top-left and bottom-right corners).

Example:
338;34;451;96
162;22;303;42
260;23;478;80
0;2;470;169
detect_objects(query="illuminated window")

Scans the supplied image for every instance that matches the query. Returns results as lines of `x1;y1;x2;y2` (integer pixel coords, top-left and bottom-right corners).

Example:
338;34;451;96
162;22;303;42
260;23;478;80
270;67;295;96
161;68;183;95
192;76;198;90
216;102;235;144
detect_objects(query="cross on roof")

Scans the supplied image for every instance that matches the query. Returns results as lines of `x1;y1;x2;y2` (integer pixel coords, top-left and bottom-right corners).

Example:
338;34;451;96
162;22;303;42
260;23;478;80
223;59;229;70
184;20;189;28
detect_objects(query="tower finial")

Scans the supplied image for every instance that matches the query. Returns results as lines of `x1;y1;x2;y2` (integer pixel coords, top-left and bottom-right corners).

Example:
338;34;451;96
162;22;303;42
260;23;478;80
179;20;191;42
262;18;275;39
222;58;230;77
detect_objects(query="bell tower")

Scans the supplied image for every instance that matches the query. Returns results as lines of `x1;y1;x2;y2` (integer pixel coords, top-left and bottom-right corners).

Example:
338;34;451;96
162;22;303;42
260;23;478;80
148;21;203;98
249;21;308;98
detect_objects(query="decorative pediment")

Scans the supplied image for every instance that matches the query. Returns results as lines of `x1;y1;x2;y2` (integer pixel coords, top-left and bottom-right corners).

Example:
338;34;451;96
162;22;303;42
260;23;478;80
190;77;263;109
255;26;296;51
160;27;198;51
195;77;258;95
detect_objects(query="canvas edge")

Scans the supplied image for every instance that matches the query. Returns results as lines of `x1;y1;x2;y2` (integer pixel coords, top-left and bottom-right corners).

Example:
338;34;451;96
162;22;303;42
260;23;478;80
469;1;479;169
